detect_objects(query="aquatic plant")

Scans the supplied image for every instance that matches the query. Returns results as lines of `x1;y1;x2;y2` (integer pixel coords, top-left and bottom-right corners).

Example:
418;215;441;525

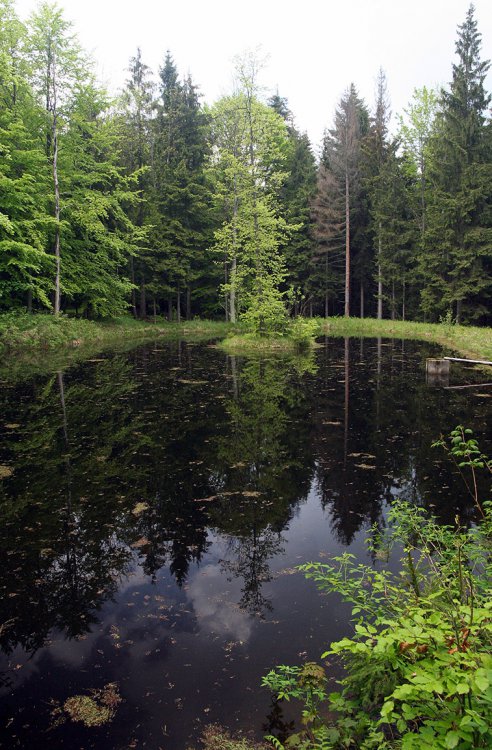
52;682;122;728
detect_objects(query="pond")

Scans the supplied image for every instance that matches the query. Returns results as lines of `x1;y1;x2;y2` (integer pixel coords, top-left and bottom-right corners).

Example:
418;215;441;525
0;337;491;749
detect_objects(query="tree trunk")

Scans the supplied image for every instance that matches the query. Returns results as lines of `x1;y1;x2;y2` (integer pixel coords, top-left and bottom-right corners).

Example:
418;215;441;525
139;276;146;319
344;172;350;317
27;288;32;314
153;296;157;324
456;299;462;325
391;280;395;320
130;257;137;317
230;174;238;323
360;281;364;319
377;222;383;320
168;295;173;321
230;254;237;323
402;281;406;321
177;286;181;324
186;286;191;320
52;84;61;316
224;261;229;322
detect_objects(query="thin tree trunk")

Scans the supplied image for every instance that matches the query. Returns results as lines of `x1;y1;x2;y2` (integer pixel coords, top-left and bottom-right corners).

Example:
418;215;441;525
27;288;32;314
230;174;238;323
391;280;395;320
360;281;364;319
139;276;146;319
177;286;181;324
130;257;137;317
168;295;173;321
377;222;383;320
456;299;462;325
325;253;329;319
52;60;61;316
153;296;157;324
402;281;406;321
344;172;350;317
246;86;263;332
186;286;191;320
224;261;229;321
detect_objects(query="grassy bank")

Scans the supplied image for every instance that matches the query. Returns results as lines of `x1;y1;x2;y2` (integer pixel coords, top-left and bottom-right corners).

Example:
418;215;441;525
2;313;492;366
0;313;233;355
321;317;492;361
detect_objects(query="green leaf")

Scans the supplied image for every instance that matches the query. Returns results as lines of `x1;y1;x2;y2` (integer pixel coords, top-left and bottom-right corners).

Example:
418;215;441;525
444;731;460;748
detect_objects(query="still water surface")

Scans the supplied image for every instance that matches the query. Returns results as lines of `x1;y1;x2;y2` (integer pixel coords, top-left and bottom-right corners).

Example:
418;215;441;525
0;337;490;749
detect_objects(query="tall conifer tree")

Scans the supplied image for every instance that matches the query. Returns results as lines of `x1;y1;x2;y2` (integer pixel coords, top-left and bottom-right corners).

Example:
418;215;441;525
425;4;491;322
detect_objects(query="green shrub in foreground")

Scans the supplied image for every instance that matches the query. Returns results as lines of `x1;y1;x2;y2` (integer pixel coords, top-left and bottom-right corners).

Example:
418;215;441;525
263;429;492;749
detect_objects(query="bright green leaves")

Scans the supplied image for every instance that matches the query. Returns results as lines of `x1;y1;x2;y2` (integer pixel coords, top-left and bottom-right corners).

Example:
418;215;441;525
209;63;294;335
263;430;492;749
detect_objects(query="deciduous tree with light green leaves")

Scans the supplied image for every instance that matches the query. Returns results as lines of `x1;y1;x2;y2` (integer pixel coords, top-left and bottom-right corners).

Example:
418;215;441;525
0;0;52;311
210;53;294;335
27;1;85;315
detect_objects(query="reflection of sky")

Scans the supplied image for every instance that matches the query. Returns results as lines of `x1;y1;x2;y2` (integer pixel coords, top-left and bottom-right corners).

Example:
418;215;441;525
187;563;252;643
0;482;423;749
3;487;373;686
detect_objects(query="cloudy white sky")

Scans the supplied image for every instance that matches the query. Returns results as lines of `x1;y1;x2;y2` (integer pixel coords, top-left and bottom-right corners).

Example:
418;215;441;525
14;0;492;151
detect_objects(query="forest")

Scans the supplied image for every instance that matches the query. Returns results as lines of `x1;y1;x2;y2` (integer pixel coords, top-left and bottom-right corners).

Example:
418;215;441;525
0;0;491;331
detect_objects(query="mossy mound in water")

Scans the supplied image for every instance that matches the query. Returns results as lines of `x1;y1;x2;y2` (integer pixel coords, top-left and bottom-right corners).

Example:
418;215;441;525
63;695;112;727
62;682;122;727
192;725;268;750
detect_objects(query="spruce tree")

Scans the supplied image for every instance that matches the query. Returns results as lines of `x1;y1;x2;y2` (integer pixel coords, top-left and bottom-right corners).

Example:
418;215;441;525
119;47;155;317
268;94;317;315
425;4;491;322
152;53;211;321
314;85;369;317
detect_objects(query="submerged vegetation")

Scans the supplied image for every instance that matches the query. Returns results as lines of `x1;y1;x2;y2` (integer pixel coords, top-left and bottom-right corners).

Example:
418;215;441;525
51;683;122;728
191;725;268;750
263;428;492;749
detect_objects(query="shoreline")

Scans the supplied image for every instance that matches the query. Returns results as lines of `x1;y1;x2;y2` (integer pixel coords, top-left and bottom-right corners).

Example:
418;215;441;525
1;314;491;378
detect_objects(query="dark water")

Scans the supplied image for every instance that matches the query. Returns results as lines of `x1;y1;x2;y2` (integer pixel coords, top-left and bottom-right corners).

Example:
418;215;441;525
0;337;491;749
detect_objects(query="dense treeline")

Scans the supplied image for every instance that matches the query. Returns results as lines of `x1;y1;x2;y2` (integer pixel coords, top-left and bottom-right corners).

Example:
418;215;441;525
0;0;490;326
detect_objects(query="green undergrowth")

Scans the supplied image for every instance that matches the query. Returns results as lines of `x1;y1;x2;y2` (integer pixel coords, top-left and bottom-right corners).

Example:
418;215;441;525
219;318;321;354
263;427;492;750
321;317;492;362
0;313;234;354
218;334;317;354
